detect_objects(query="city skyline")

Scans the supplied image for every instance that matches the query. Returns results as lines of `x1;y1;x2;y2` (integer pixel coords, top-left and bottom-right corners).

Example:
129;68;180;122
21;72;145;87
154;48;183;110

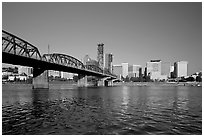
2;2;202;75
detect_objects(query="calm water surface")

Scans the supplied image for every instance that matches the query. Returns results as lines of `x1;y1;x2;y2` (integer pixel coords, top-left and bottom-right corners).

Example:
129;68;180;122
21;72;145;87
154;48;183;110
2;84;202;135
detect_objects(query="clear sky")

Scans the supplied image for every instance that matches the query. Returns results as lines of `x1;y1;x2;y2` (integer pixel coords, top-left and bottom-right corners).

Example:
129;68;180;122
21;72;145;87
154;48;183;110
2;2;202;75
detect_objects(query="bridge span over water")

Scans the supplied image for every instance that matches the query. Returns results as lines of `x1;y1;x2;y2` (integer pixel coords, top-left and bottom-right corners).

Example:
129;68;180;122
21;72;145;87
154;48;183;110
2;30;117;88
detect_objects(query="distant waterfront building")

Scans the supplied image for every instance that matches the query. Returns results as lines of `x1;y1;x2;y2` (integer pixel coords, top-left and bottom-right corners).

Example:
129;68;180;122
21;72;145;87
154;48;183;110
122;62;129;78
113;64;122;80
161;62;171;78
83;55;91;65
146;60;162;80
61;72;74;79
139;67;143;79
104;53;113;73
128;65;142;78
97;43;104;69
86;59;99;67
174;61;188;78
161;62;170;76
49;70;61;78
18;66;33;76
170;65;175;78
128;65;133;77
83;54;99;67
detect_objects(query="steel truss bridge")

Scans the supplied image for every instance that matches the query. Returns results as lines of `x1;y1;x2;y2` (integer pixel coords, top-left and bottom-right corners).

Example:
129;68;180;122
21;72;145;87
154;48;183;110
2;30;116;78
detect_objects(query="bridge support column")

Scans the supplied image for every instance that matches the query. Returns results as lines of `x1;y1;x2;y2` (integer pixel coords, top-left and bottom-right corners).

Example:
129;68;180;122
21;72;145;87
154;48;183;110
97;77;114;87
108;80;113;86
77;74;88;87
32;68;49;89
97;79;105;87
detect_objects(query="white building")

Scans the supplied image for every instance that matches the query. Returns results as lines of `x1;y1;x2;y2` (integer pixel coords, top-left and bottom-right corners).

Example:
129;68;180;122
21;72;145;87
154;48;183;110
18;66;33;76
146;60;162;80
49;70;61;78
61;72;74;79
174;61;188;78
122;63;129;78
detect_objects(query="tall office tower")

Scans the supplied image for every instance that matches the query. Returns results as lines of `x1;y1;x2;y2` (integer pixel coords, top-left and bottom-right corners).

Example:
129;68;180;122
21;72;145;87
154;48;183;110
128;65;133;77
146;60;162;80
122;62;129;78
134;65;142;77
170;65;175;78
113;64;122;80
139;67;143;79
144;67;147;77
97;43;104;69
128;65;141;78
104;53;113;73
161;62;171;77
174;61;188;78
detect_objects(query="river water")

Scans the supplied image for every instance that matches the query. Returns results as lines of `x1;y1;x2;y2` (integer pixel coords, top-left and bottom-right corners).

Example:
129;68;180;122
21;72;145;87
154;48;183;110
2;84;202;135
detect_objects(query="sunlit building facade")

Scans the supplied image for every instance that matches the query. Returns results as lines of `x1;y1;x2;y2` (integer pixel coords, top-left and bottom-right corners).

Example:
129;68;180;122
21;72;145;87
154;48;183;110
174;61;188;78
104;53;113;73
122;63;129;78
113;64;122;80
128;65;142;78
146;60;162;80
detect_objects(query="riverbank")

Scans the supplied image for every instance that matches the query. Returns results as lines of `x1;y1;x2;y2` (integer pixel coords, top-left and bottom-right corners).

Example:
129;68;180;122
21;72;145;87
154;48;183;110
113;82;202;87
2;81;202;89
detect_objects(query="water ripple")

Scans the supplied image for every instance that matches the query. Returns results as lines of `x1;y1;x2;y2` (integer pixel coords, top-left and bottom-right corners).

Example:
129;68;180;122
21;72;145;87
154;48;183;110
2;85;202;135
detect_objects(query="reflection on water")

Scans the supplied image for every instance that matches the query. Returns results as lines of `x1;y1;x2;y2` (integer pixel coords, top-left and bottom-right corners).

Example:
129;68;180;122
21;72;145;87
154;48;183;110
2;84;202;135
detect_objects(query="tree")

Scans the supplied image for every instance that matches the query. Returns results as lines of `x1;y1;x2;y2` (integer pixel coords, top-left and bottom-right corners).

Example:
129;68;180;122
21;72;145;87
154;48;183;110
185;77;195;82
196;76;202;82
124;76;130;82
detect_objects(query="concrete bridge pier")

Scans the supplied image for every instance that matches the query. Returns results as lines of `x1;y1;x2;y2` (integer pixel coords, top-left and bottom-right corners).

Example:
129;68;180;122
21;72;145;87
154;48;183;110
77;74;88;87
97;79;105;86
32;68;49;89
108;80;113;86
97;77;113;87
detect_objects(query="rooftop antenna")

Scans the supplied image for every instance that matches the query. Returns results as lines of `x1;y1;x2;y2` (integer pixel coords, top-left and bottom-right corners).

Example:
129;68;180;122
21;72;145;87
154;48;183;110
48;44;50;54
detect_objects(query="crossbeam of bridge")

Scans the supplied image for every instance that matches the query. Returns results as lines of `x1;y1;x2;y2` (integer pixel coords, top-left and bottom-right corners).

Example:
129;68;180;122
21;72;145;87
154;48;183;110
2;30;117;88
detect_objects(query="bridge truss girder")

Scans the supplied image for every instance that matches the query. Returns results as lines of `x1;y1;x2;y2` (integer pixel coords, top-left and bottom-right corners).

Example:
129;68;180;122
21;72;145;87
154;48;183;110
2;30;42;60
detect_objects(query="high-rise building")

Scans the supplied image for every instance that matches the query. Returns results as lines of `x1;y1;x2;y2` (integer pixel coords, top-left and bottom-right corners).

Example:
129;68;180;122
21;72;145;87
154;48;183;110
161;62;171;77
113;65;122;80
128;65;133;77
174;61;188;78
122;63;129;78
170;65;175;78
146;60;162;80
128;65;142;78
139;67;143;79
97;43;104;69
104;53;113;73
